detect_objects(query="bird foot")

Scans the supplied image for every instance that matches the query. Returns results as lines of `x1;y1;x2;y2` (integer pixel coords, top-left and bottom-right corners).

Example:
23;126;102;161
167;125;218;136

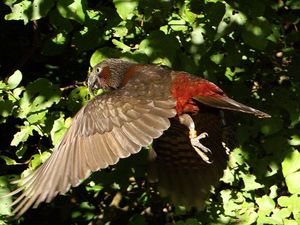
189;131;213;164
178;114;213;163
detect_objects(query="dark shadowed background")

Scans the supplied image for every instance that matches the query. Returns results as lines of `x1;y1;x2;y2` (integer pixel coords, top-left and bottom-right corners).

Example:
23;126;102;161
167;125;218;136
0;0;299;224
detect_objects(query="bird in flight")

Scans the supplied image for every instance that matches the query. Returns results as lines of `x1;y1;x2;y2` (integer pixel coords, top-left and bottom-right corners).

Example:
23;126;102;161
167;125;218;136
3;58;270;217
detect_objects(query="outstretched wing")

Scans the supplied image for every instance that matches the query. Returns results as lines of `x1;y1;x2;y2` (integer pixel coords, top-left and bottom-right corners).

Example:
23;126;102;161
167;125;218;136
8;67;176;217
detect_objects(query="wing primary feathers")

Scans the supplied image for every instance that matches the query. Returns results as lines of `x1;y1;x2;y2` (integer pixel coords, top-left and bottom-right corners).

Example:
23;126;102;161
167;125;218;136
83;137;101;172
89;135;110;169
105;132;130;158
112;128;140;154
101;134;119;165
121;123;151;146
134;118;164;139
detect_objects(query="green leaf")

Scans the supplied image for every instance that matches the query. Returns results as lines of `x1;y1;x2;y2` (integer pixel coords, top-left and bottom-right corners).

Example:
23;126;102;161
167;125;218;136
7;70;22;89
57;0;86;23
287;0;300;9
215;4;247;40
10;125;33;147
42;32;68;56
113;23;128;37
283;219;298;225
86;181;103;193
30;152;51;170
3;0;18;7
256;195;275;215
90;47;121;67
180;3;197;23
168;19;187;32
191;27;205;45
113;0;138;20
27;111;48;124
278;195;300;211
28;0;55;20
285;172;300;194
51;116;71;146
0;155;18;165
18;78;61;119
4;0;31;23
11;87;25;101
138;31;180;66
16;143;28;158
0;80;6;91
228;148;247;167
221;167;235;184
112;39;132;52
4;0;54;23
241;174;264;191
288;135;300;146
0;176;12;215
282;150;300;177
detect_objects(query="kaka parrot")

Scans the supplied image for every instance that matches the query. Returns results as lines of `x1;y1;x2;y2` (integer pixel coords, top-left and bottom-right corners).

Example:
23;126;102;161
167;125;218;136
3;58;270;217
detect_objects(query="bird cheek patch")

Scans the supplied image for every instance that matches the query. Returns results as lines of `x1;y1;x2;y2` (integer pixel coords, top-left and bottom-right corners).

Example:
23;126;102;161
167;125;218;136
100;66;111;81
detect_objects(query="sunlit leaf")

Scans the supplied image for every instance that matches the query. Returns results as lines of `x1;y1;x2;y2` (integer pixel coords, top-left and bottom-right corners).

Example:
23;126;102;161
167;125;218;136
241;174;264;191
113;0;138;20
112;39;132;52
4;0;31;23
57;0;86;23
51;115;71;146
7;70;22;89
42;32;68;56
10;125;33;147
0;155;19;165
0;176;12;215
30;151;51;170
282;150;300;177
18;78;61;119
256;195;275;215
90;47;121;67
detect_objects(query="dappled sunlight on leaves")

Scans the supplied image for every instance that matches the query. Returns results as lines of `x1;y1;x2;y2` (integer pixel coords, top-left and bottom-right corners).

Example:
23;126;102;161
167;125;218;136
0;0;299;224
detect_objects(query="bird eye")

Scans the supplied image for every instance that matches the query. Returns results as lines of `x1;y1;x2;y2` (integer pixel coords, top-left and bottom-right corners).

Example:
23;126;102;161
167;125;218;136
96;67;101;73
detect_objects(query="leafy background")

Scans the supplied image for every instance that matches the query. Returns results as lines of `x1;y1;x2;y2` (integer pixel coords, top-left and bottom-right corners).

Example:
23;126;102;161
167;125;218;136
0;0;299;224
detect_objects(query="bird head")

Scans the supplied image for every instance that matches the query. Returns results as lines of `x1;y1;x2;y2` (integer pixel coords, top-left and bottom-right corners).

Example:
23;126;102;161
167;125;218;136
88;58;134;94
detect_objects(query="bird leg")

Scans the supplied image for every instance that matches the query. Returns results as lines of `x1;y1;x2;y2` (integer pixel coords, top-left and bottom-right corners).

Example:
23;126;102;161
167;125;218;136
178;114;213;164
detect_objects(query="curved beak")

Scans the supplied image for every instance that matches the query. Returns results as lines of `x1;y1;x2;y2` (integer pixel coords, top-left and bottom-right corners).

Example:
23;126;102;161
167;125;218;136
87;75;97;94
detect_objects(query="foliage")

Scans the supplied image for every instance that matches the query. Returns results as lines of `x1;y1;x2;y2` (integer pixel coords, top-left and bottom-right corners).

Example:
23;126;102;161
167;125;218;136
0;0;299;224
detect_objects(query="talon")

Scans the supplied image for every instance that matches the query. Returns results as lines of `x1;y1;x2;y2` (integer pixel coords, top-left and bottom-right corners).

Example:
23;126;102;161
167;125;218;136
198;132;209;139
190;131;213;163
178;114;213;163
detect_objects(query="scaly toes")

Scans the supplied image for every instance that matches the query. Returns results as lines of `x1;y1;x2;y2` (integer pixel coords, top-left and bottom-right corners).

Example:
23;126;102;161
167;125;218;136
190;132;213;163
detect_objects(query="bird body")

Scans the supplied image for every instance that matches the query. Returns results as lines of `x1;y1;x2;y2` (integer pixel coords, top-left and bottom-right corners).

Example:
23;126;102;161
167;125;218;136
3;59;270;217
